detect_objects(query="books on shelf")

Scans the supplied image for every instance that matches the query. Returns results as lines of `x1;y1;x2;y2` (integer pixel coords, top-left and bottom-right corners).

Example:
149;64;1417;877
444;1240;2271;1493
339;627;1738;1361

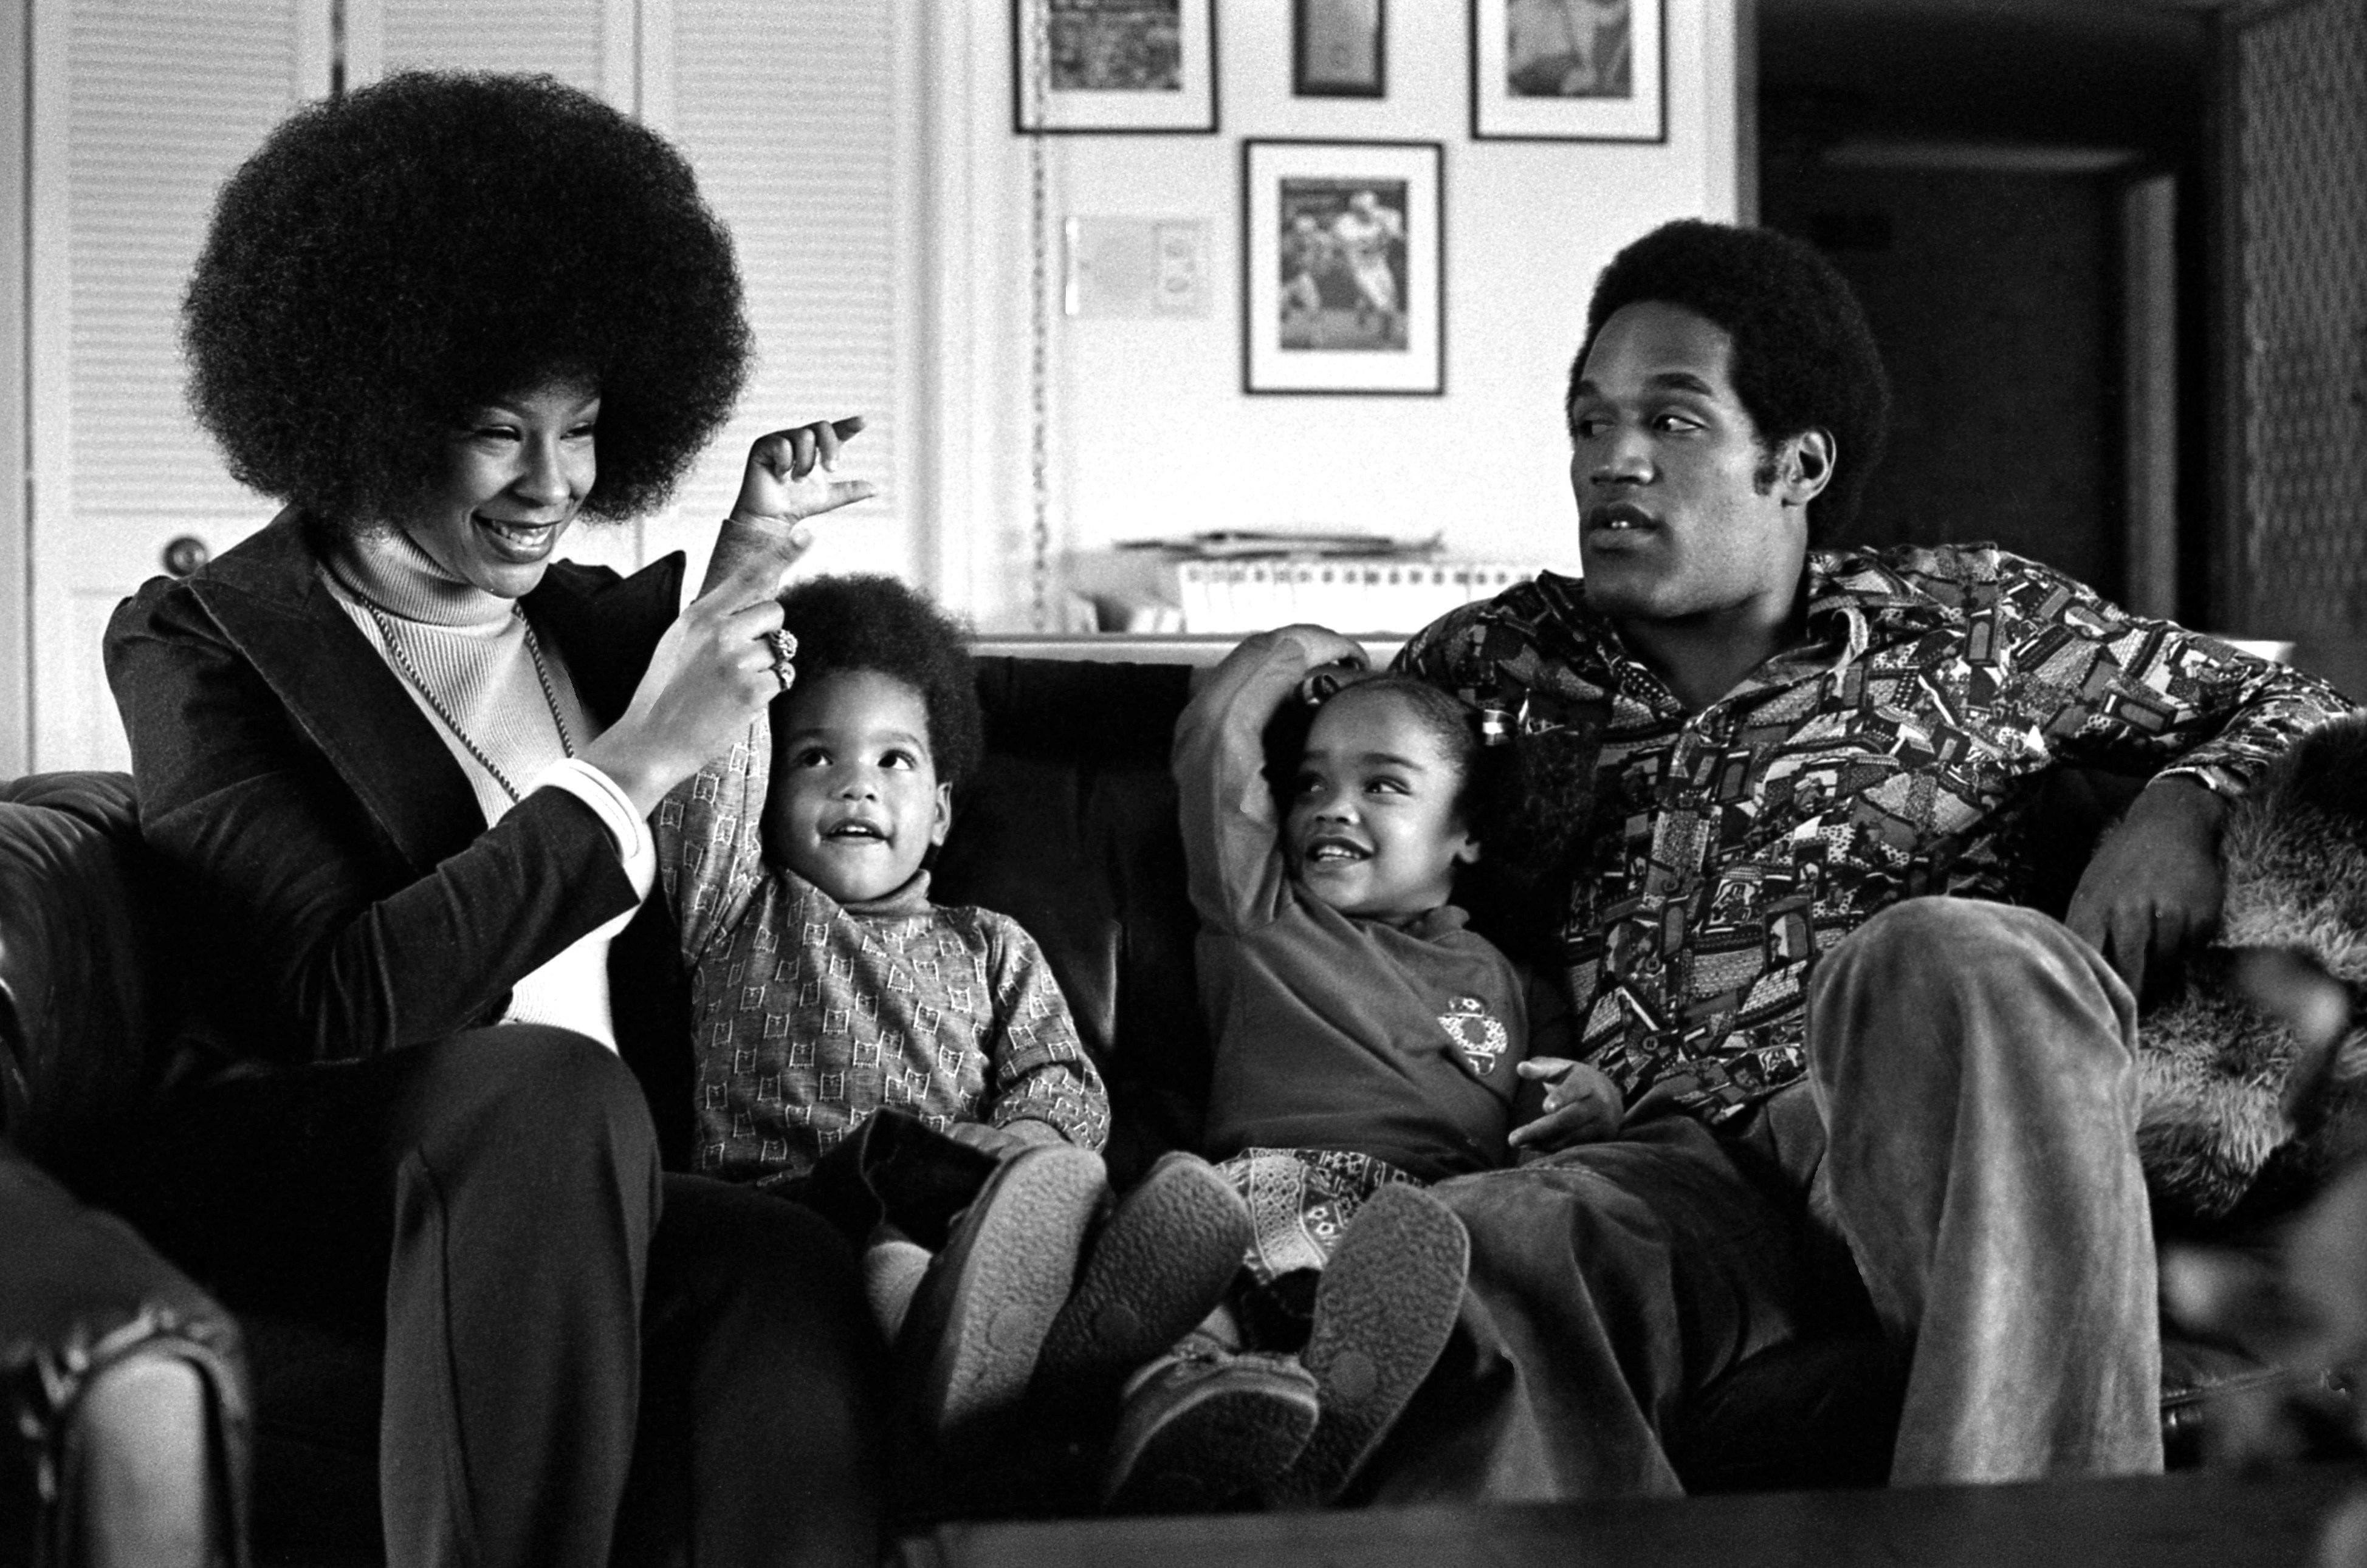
1162;557;1533;634
1073;535;1556;635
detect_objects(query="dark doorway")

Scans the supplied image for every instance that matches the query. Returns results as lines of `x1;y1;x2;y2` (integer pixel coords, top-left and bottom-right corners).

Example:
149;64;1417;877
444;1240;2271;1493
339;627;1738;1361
1756;0;2209;616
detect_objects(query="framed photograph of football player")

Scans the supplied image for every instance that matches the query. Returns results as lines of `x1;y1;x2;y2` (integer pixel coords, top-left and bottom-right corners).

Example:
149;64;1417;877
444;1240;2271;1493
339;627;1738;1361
1014;0;1219;134
1243;139;1443;395
1294;0;1385;98
1470;0;1665;143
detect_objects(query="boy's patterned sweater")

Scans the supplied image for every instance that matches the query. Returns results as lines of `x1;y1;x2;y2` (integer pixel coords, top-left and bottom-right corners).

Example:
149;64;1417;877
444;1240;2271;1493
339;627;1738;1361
659;729;1108;1183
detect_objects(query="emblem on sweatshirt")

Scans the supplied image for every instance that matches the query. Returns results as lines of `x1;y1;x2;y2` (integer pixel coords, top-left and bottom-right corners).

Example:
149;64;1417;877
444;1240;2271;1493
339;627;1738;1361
1438;995;1510;1077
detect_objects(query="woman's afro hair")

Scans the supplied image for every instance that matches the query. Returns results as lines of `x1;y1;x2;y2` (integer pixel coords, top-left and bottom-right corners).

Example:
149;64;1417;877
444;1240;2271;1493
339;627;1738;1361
1572;219;1891;542
777;575;983;791
183;70;751;530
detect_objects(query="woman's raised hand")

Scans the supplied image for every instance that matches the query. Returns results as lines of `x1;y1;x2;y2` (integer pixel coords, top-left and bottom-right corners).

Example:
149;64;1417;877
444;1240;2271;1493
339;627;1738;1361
581;543;810;816
733;416;876;527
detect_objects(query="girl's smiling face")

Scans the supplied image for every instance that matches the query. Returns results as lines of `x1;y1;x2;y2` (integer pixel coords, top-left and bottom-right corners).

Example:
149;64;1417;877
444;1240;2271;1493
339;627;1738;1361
1285;685;1479;923
763;668;951;904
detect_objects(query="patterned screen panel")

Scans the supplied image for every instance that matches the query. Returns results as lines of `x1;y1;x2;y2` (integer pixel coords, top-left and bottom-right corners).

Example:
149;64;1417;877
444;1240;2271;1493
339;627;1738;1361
2237;0;2367;636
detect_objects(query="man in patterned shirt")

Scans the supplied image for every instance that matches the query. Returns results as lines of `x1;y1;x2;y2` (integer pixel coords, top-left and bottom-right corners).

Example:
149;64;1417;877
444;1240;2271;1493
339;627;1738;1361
1367;218;2354;1501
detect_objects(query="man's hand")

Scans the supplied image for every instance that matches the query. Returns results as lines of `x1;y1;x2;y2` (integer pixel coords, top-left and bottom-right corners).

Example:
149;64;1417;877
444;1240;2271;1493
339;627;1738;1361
1271;623;1369;673
1508;1057;1624;1156
2064;775;2227;1005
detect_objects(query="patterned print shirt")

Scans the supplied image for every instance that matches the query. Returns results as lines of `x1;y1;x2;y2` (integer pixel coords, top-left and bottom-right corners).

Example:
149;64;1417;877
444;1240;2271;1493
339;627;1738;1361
658;731;1109;1183
1396;544;2355;1127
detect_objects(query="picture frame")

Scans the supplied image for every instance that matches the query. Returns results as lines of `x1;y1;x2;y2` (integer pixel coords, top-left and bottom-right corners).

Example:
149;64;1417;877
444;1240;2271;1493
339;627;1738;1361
1013;0;1219;135
1294;0;1386;99
1469;0;1666;143
1242;139;1443;396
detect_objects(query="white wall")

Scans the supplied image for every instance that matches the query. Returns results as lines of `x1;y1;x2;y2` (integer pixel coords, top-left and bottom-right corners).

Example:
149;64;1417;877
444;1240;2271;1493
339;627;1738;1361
935;0;1741;631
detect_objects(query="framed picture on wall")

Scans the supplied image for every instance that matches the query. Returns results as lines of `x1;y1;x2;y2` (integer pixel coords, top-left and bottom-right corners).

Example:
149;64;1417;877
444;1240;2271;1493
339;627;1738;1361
1469;0;1666;143
1013;0;1219;134
1294;0;1386;98
1243;139;1443;395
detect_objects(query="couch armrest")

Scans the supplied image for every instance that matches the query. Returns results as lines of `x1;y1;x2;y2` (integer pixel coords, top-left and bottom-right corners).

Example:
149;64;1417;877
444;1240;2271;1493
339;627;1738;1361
0;774;163;1169
0;1143;250;1566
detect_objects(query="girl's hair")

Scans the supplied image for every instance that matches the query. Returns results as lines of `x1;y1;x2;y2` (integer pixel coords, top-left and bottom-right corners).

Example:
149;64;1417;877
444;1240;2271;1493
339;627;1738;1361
183;70;751;532
775;575;983;790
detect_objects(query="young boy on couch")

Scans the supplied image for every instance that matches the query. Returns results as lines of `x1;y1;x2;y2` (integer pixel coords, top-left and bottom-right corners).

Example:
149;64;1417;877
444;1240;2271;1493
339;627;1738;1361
658;574;1249;1460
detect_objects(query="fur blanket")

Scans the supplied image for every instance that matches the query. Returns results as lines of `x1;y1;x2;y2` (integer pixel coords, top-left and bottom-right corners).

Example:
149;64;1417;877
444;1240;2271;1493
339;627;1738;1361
2138;713;2367;1231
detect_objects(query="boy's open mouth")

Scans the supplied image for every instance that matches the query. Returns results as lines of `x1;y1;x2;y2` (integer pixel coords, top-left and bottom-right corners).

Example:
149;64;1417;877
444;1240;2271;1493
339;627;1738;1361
1303;836;1370;864
824;820;888;842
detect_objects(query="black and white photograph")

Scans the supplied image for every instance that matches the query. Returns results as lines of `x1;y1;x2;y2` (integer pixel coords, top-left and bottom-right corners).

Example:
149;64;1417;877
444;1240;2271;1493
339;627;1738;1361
1276;179;1409;352
1244;140;1441;394
1293;0;1387;98
1015;0;1219;132
1471;0;1666;141
17;2;2367;1564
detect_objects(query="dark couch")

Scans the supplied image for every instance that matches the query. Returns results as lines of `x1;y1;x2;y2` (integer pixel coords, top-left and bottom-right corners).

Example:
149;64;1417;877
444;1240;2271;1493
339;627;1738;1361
0;652;2340;1564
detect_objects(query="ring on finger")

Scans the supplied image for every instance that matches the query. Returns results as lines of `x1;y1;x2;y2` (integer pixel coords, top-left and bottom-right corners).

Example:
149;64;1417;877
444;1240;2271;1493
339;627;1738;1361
767;628;798;693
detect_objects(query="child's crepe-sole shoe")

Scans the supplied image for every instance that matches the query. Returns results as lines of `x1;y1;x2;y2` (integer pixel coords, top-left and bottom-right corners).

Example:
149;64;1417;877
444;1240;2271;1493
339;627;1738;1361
1265;1182;1469;1508
1101;1348;1320;1515
898;1142;1108;1449
1034;1151;1252;1413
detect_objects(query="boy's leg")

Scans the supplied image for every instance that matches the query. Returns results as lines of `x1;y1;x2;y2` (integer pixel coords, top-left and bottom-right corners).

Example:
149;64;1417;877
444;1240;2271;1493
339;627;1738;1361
896;1143;1107;1449
1807;896;2163;1484
797;1108;1000;1254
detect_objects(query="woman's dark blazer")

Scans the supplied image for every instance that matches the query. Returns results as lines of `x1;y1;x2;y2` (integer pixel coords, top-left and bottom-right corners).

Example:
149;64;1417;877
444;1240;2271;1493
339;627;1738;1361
103;507;699;1161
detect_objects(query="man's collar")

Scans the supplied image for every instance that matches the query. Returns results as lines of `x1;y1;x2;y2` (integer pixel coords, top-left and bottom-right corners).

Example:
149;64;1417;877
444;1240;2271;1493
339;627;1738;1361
1517;548;1965;698
1801;546;1965;665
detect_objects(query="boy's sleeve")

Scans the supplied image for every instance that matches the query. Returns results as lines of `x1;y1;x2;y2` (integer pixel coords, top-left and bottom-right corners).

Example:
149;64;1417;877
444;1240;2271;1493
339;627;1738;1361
655;714;772;964
975;915;1110;1152
1170;632;1314;935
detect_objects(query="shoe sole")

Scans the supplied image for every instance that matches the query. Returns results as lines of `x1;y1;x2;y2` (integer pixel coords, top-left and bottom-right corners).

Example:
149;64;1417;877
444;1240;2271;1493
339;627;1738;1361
1034;1152;1252;1412
899;1143;1108;1448
1102;1366;1321;1515
1268;1182;1468;1507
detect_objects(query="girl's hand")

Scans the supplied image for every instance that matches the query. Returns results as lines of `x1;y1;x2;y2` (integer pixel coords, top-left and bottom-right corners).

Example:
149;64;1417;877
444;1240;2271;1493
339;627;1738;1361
1508;1057;1624;1154
732;416;878;527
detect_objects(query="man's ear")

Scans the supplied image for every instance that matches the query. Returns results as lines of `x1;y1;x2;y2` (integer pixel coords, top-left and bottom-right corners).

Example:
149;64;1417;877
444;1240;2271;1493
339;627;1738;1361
1781;428;1836;508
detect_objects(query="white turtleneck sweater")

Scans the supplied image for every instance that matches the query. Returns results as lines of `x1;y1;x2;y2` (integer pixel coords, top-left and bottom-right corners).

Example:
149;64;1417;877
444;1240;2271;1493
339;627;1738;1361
321;528;656;1051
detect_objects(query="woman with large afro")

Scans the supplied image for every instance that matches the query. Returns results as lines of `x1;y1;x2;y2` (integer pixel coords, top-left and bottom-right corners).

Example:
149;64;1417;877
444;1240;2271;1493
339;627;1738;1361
101;70;885;1566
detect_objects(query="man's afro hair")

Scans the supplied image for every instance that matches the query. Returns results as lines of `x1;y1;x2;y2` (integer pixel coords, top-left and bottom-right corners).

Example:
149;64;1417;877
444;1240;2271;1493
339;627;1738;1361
778;575;983;791
183;70;751;530
1573;219;1891;541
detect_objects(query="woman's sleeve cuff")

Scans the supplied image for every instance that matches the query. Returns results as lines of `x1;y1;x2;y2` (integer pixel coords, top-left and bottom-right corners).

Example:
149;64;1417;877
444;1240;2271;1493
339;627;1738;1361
534;759;658;899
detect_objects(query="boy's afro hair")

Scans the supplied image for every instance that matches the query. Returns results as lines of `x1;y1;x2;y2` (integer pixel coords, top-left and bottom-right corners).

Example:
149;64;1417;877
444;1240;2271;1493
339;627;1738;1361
182;70;751;531
1573;219;1890;542
778;575;983;790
